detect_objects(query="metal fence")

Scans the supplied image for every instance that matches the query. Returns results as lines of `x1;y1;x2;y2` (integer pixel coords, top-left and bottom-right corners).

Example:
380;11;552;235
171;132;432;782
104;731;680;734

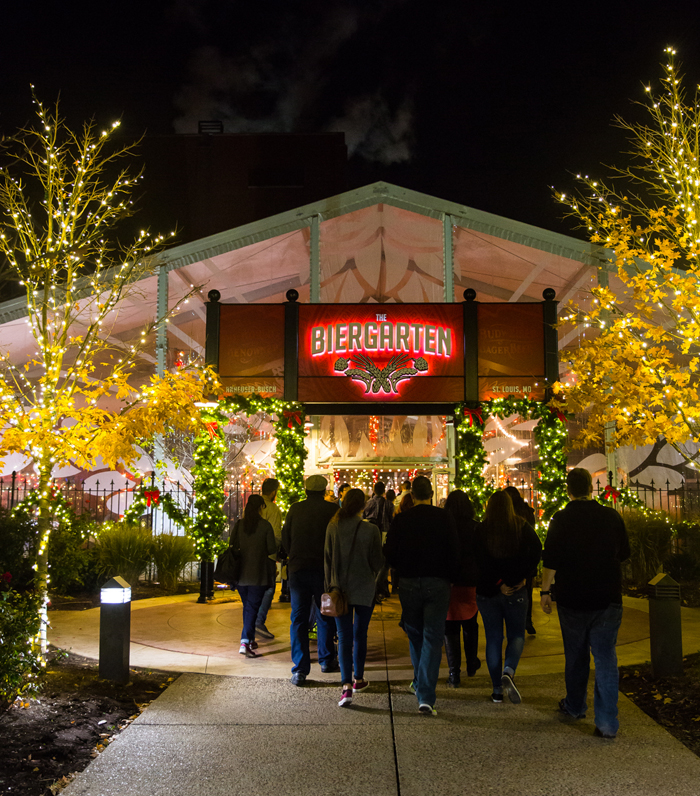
592;477;700;521
0;471;260;531
503;475;700;522
5;469;700;528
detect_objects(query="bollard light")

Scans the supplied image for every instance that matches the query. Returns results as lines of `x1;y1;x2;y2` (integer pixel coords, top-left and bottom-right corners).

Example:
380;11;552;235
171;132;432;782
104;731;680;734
648;573;683;679
99;576;132;684
101;581;131;604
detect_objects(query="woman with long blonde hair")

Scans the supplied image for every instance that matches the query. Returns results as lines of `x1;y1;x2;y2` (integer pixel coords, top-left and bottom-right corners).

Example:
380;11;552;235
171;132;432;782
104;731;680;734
474;490;541;704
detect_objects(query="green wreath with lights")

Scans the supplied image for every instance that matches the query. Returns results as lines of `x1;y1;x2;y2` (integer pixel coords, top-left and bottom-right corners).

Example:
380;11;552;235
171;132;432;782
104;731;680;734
191;394;307;562
596;483;646;511
453;397;568;528
122;483;194;534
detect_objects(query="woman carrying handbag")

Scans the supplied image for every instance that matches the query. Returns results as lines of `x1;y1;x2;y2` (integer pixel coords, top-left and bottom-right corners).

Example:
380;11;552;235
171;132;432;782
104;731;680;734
236;494;278;658
323;489;384;707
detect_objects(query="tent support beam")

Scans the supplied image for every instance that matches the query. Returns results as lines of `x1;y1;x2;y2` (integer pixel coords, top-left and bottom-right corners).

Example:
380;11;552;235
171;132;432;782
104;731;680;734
443;214;454;302
156;264;168;377
310;214;321;303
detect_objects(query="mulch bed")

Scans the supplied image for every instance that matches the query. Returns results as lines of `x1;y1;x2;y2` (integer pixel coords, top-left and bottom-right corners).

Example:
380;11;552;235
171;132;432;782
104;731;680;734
619;651;700;755
0;650;177;796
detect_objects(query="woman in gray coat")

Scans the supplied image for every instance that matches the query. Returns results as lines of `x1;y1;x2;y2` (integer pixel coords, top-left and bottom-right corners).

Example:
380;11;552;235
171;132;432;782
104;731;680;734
324;488;384;707
235;494;277;658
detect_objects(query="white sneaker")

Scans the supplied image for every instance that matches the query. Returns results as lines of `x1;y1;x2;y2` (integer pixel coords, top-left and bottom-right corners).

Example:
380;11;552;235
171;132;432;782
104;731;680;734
418;703;437;716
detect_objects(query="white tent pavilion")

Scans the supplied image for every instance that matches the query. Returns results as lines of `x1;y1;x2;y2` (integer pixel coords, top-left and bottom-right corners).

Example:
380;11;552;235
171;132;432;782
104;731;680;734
0;181;669;492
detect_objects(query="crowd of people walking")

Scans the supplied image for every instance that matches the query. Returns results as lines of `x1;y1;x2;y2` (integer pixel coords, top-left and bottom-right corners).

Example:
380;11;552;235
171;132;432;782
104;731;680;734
225;467;630;737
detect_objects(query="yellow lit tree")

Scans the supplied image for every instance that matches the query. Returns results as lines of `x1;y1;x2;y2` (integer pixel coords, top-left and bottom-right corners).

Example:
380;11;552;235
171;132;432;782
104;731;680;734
0;93;216;649
553;48;700;471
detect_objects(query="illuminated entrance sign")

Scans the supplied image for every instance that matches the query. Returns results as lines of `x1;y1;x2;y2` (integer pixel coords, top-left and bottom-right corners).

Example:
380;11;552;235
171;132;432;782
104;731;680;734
310;319;453;358
298;304;464;403
207;290;557;408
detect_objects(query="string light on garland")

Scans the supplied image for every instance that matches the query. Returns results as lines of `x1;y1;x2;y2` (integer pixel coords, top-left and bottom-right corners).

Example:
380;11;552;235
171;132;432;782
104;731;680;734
453;399;569;528
190;394;308;563
453;404;490;510
122;481;194;534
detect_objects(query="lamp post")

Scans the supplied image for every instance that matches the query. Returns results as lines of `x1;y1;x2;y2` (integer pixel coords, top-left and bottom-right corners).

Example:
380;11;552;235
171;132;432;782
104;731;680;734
99;576;131;684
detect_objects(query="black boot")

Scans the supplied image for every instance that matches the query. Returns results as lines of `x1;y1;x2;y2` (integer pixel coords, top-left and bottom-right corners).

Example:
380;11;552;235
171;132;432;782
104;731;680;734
444;631;461;688
464;615;481;677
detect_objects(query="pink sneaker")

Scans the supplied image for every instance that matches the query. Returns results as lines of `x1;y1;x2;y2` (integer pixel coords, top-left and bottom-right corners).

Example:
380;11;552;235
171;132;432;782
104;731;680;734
338;687;353;707
353;679;369;692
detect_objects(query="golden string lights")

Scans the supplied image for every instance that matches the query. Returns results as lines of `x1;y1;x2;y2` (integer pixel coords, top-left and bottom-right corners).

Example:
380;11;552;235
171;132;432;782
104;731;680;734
0;92;213;657
553;48;700;468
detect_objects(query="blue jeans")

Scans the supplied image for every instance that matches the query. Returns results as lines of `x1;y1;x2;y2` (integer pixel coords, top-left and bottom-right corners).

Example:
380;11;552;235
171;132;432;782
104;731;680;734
335;604;375;685
289;569;337;675
476;589;528;692
557;603;623;736
256;585;275;626
399;577;451;707
237;585;267;643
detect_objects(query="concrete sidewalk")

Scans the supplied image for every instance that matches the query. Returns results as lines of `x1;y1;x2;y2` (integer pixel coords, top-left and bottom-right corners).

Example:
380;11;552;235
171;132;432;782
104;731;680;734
57;595;700;796
62;673;700;796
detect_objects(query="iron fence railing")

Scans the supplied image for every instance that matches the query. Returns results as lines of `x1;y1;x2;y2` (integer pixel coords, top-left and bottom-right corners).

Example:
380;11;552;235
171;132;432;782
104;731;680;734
0;471;261;532
591;477;700;521
5;469;700;529
503;475;700;523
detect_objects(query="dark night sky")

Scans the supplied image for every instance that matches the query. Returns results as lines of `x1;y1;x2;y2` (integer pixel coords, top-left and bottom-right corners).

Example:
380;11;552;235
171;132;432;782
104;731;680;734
3;1;700;238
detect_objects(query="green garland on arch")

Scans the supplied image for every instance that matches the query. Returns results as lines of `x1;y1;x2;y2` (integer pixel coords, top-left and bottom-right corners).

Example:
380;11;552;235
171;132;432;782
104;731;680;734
190;394;307;562
453;398;569;528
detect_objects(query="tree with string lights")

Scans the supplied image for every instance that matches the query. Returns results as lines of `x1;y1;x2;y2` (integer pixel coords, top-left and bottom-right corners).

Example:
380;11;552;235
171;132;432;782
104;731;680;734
553;48;700;471
0;93;214;651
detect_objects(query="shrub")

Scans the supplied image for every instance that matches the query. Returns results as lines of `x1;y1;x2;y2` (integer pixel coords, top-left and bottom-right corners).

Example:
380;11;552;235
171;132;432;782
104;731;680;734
94;521;153;587
623;510;674;586
664;552;700;583
663;520;700;584
151;534;195;592
47;512;100;595
0;506;38;591
0;580;43;709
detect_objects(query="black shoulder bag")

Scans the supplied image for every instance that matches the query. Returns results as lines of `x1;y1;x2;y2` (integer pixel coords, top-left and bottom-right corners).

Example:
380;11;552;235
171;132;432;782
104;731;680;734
214;521;242;586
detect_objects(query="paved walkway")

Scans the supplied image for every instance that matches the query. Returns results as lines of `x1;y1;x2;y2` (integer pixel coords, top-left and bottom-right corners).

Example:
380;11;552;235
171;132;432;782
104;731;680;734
53;591;700;796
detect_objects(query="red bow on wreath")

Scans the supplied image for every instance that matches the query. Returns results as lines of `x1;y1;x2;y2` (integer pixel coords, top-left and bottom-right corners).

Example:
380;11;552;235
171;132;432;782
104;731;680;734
550;408;567;423
463;407;483;427
205;421;219;439
283;409;303;429
144;489;160;507
602;485;620;506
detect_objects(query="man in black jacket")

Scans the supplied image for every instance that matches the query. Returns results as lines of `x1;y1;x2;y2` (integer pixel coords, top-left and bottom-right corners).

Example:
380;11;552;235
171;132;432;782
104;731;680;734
385;476;459;715
541;468;630;738
282;474;339;686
